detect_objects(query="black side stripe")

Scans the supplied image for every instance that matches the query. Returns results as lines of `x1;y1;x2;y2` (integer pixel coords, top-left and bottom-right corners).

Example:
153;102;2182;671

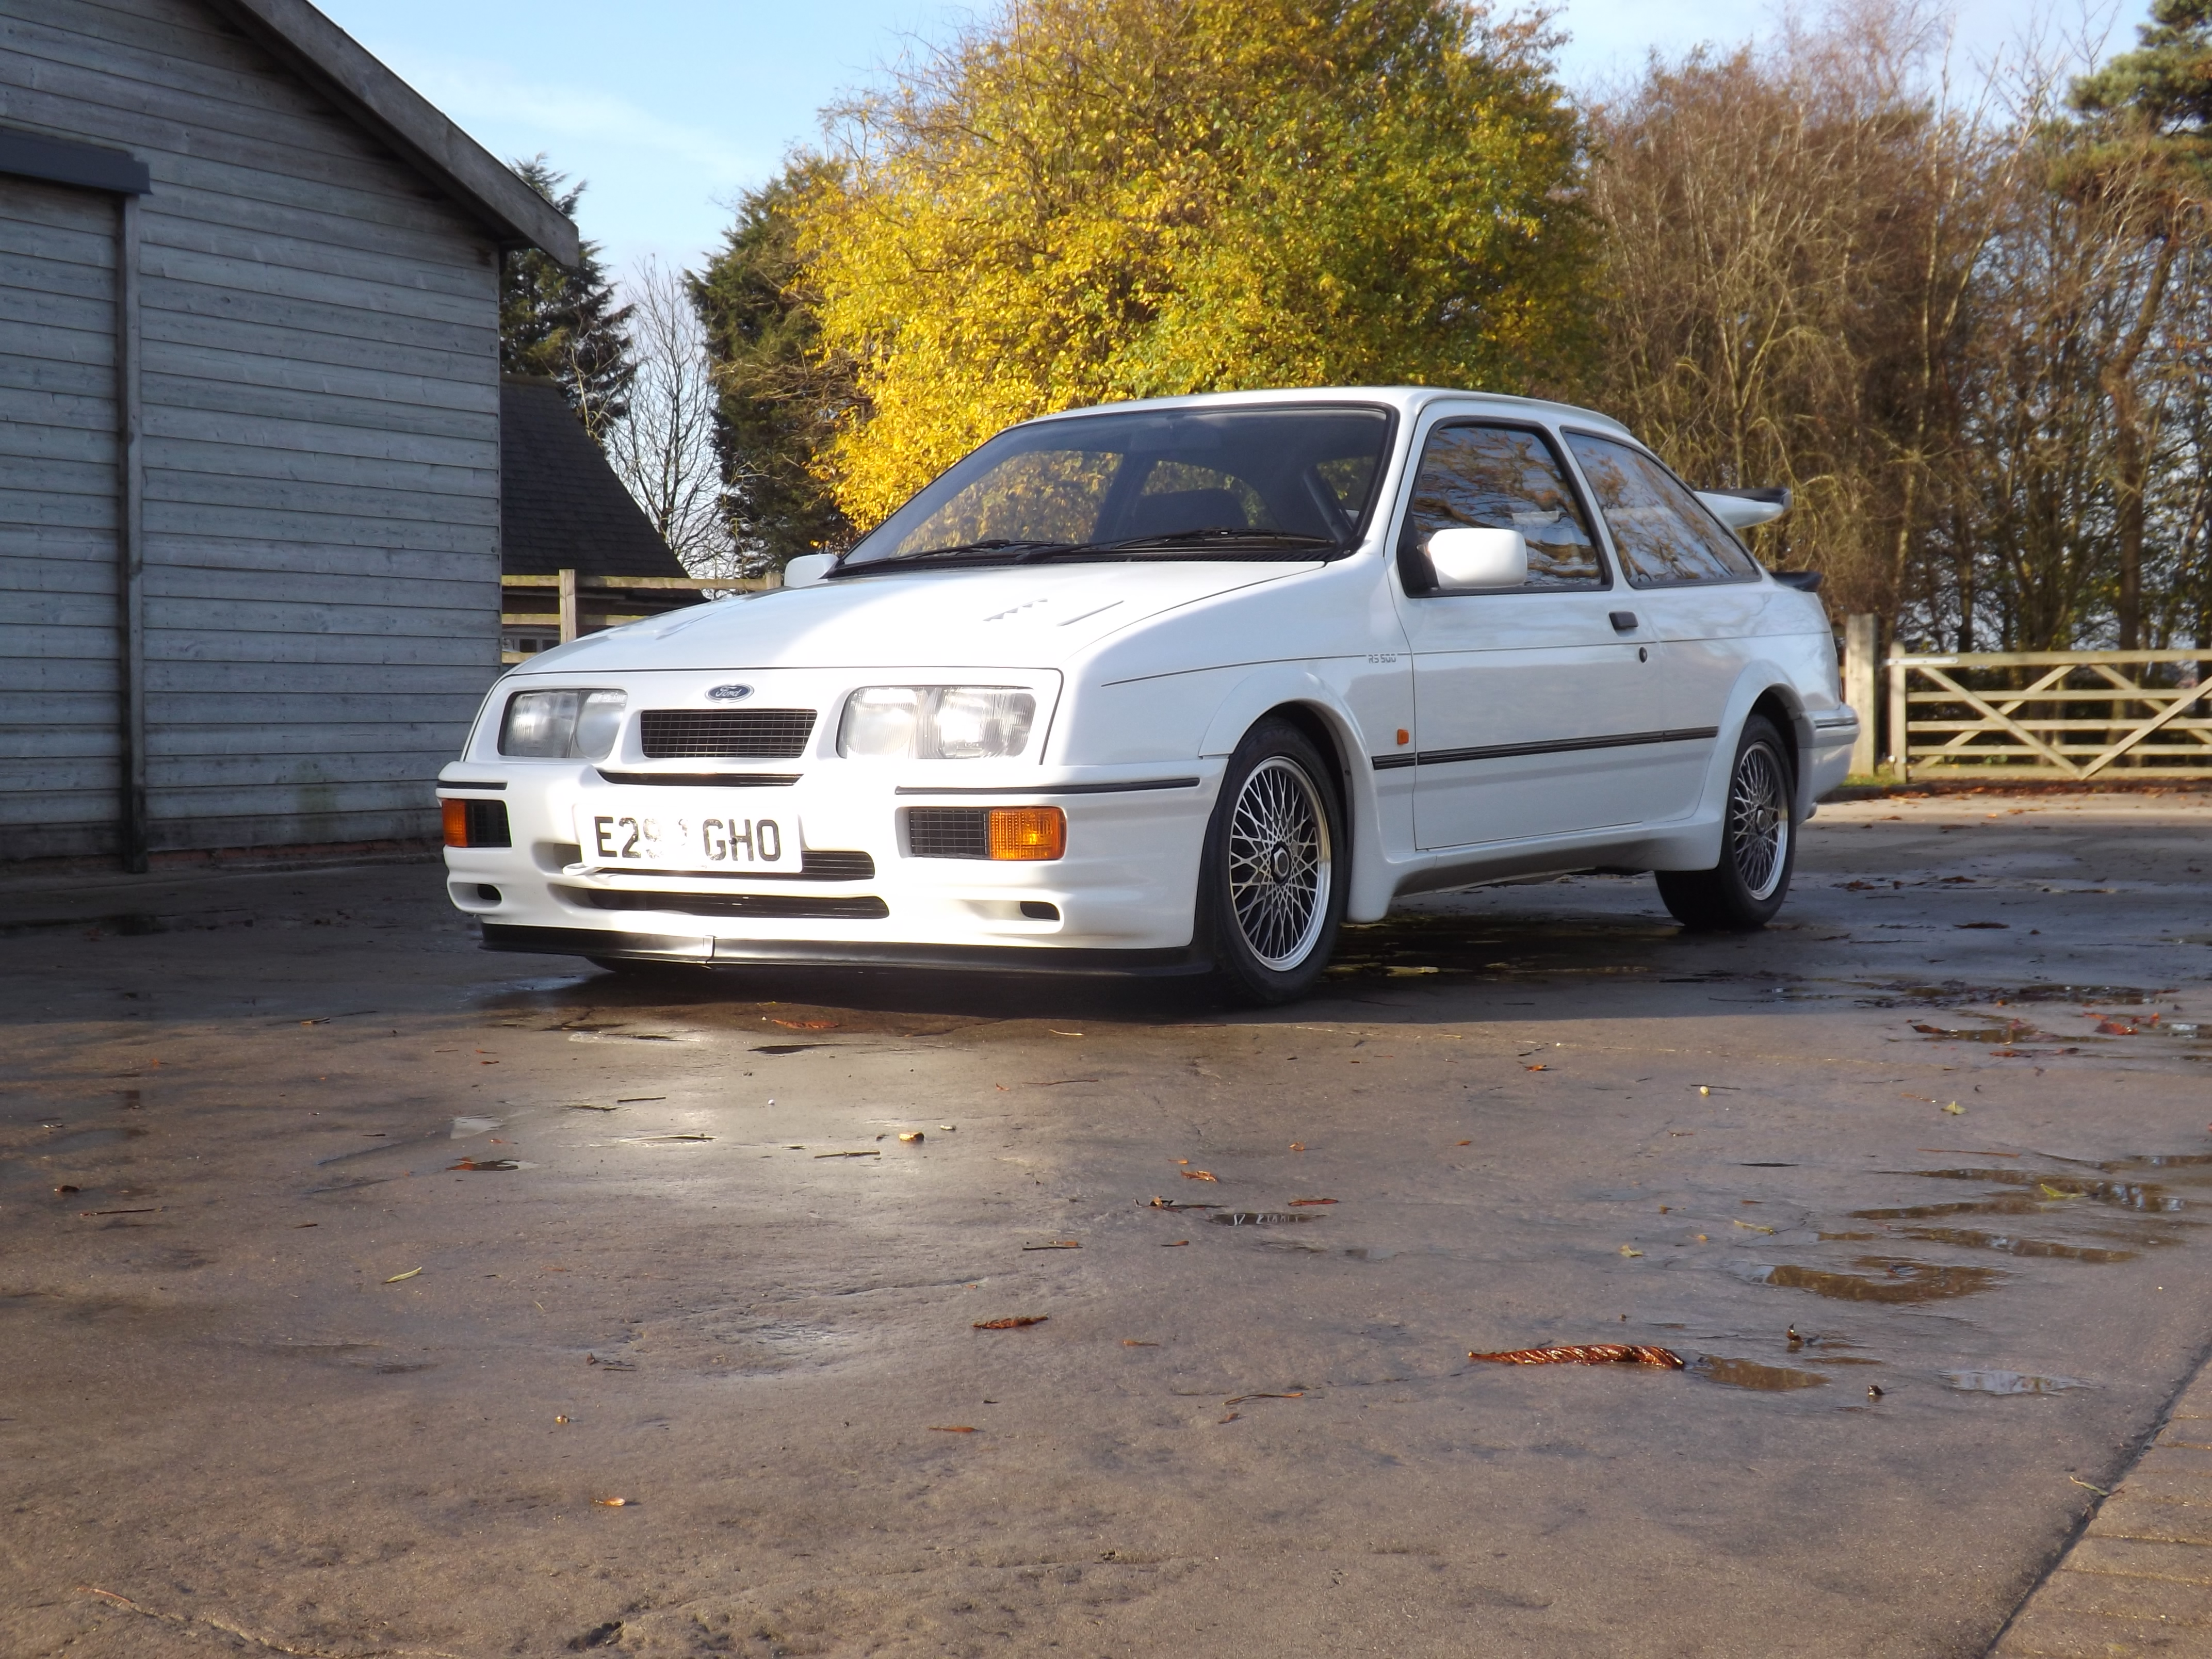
894;776;1201;797
1371;727;1720;770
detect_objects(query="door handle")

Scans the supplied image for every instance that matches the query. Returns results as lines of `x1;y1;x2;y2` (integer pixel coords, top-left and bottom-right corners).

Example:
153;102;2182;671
1609;610;1639;632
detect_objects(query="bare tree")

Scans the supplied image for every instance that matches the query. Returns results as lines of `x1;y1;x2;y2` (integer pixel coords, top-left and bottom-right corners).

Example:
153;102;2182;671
602;257;736;575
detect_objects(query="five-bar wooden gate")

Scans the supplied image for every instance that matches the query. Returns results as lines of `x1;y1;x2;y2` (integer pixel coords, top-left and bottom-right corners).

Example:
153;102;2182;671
1885;649;2212;781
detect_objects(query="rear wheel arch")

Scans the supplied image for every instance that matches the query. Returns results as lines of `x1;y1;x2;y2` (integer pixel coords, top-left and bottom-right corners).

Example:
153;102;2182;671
1747;685;1809;808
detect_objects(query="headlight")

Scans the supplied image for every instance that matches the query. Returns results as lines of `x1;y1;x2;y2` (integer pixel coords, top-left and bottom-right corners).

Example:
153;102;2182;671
839;686;1036;759
499;689;627;759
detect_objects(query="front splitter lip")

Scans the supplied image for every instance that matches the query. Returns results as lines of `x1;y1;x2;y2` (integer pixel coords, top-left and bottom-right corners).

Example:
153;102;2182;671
478;923;1212;979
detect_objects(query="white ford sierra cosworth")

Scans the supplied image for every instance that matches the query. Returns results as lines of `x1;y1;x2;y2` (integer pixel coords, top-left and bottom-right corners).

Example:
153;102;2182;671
439;387;1859;1004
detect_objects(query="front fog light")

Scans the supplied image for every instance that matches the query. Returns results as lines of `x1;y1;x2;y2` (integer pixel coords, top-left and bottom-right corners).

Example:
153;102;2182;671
839;686;1036;758
499;688;626;759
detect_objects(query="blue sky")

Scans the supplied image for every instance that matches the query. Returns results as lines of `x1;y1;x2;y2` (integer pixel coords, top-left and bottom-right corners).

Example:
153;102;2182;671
318;0;2144;281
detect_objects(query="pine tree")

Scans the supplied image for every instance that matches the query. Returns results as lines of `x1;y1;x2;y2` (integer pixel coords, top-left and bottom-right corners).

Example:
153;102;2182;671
501;157;637;442
690;161;856;566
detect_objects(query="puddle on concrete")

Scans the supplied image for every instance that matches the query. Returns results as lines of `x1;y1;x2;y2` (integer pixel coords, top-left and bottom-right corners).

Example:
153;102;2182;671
1942;1370;2090;1395
1735;1260;2004;1303
1691;1356;1830;1391
1892;1227;2137;1263
1911;1020;2048;1043
1905;1169;2184;1212
1857;981;2166;1008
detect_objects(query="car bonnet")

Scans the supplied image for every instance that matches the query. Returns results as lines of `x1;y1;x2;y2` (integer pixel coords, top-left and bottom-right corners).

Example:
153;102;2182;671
510;560;1316;674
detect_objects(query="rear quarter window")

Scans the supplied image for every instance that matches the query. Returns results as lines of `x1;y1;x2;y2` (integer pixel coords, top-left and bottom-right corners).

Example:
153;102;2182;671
1563;431;1760;587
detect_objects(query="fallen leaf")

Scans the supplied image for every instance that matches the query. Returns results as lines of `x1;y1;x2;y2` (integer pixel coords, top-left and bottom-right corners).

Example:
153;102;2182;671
1148;1197;1218;1211
814;1149;882;1159
383;1267;421;1283
1022;1241;1081;1250
2069;1475;2109;1495
1181;1169;1219;1182
1943;1101;1966;1115
1162;1239;1189;1246
447;1157;521;1171
1288;1197;1338;1207
1468;1344;1685;1369
1219;1411;1241;1423
1732;1219;1776;1234
898;1131;924;1144
1224;1391;1306;1405
53;1185;78;1195
2039;1183;2083;1200
973;1316;1048;1330
593;1497;630;1507
1619;1245;1644;1257
2096;1019;2137;1036
928;1425;978;1434
1123;1340;1160;1347
1455;1140;1472;1147
1526;1064;1550;1072
773;1019;838;1030
1289;1142;1306;1152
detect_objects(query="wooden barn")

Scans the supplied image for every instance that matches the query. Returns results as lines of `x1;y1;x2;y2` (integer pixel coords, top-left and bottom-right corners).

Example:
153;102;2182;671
1;0;579;870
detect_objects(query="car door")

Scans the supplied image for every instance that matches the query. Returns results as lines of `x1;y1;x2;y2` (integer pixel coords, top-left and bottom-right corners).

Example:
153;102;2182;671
1391;419;1672;850
1560;431;1769;817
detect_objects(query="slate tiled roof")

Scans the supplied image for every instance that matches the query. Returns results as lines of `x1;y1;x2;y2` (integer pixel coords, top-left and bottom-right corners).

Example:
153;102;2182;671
499;376;687;578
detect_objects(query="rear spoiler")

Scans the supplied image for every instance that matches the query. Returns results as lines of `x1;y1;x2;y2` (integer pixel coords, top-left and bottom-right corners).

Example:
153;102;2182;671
1696;485;1791;531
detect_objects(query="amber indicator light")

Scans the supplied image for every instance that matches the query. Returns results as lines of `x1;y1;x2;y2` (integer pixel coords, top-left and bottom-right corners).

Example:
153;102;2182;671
442;798;470;848
986;806;1066;861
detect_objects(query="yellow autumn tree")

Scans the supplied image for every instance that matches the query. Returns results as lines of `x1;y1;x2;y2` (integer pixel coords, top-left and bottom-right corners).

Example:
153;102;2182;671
798;0;1593;527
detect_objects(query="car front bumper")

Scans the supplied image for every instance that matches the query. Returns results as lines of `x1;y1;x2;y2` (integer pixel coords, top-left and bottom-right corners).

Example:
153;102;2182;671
439;760;1224;970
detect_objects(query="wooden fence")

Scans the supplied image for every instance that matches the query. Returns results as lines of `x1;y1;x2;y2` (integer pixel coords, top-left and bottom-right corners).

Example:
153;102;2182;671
1884;649;2212;781
500;570;778;663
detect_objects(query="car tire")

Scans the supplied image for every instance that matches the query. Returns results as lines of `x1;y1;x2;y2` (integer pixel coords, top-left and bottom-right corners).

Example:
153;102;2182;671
1198;718;1348;1006
1654;713;1797;931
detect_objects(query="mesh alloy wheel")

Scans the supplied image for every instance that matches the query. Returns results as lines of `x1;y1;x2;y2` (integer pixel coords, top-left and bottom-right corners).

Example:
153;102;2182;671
1225;755;1333;971
1728;739;1790;901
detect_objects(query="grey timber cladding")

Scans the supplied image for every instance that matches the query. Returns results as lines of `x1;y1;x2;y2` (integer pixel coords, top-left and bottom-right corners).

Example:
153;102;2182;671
0;176;121;859
0;0;507;858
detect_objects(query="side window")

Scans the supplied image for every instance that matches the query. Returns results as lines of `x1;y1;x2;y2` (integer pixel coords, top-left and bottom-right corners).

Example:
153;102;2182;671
1403;424;1604;590
1562;432;1760;585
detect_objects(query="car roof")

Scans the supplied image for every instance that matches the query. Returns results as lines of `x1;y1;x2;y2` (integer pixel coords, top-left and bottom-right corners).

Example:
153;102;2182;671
1020;385;1636;441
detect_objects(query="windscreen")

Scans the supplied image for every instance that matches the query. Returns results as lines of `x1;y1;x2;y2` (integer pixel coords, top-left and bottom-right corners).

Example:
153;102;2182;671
840;405;1393;568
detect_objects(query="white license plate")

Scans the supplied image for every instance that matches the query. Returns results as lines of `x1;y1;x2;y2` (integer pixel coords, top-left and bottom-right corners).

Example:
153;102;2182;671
576;798;792;871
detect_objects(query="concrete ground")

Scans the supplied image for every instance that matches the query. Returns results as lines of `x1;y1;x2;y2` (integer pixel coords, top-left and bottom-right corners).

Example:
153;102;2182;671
3;792;2209;1658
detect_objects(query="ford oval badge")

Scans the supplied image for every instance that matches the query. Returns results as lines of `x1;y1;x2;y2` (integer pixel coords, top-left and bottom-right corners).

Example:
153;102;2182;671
707;684;754;701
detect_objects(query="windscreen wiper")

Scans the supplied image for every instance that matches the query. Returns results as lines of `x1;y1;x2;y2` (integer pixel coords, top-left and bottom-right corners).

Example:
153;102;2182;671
1018;527;1342;559
825;539;1078;577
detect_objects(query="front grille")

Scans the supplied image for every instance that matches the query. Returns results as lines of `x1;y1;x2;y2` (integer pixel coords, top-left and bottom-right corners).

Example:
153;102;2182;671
562;888;888;921
907;806;989;859
639;709;817;759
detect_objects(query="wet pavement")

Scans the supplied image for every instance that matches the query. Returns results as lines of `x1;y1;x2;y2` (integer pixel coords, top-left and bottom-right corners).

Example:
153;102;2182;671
3;792;2209;1657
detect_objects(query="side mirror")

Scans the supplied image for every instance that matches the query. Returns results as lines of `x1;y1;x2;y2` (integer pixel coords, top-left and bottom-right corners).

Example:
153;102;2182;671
1426;526;1527;591
783;552;837;588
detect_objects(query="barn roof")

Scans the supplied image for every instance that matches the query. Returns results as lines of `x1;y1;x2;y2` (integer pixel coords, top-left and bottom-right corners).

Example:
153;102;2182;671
500;378;687;579
215;0;580;265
